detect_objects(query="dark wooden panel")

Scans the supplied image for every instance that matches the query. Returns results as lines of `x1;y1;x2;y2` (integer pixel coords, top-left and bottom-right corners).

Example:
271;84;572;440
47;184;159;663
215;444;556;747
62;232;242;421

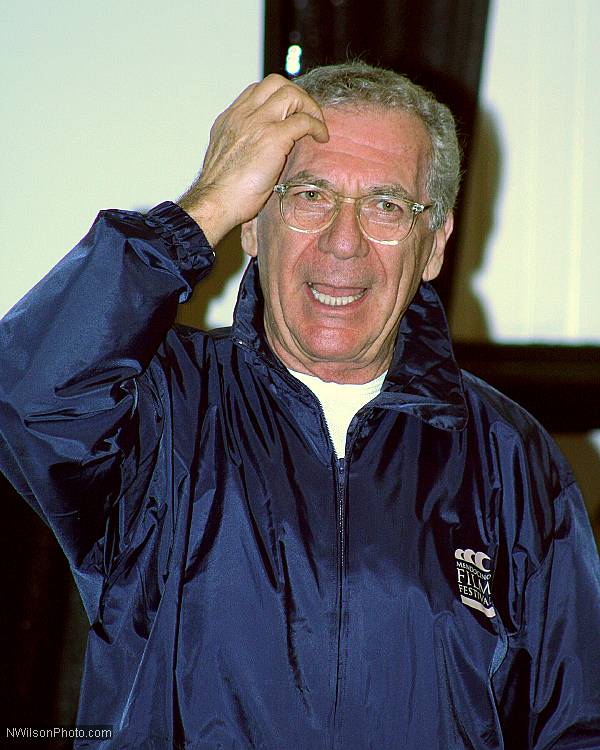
454;342;600;431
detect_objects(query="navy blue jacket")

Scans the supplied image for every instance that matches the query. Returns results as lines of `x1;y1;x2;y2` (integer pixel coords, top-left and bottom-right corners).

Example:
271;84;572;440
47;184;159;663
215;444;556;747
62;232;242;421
1;201;599;749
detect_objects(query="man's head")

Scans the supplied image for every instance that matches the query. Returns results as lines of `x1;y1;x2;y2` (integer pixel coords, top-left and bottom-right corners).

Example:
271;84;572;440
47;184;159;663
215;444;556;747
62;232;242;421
241;61;460;383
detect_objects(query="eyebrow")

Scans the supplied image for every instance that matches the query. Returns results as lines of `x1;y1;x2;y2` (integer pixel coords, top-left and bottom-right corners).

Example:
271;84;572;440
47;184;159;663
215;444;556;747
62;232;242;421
284;170;415;201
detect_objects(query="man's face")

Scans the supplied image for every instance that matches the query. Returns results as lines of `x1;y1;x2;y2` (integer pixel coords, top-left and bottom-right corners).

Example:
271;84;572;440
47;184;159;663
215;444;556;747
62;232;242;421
241;106;453;383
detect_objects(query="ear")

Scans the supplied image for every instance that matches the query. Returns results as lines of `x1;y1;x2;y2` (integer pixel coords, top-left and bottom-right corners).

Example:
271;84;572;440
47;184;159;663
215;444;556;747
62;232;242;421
422;210;454;282
241;218;258;258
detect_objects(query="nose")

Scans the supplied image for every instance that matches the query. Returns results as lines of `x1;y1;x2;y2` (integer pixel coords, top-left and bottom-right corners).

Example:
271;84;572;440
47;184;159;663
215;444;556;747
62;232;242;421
317;200;370;260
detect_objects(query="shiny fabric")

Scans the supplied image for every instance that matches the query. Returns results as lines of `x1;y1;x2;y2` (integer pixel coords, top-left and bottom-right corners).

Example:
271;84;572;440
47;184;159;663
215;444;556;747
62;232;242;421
1;201;599;749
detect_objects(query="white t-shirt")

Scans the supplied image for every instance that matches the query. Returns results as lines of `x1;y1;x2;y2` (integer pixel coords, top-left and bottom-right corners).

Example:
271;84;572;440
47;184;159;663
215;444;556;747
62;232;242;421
288;369;387;458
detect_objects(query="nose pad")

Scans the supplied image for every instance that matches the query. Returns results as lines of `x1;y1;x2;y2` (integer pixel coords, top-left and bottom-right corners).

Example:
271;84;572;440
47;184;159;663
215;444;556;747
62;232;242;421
317;201;370;259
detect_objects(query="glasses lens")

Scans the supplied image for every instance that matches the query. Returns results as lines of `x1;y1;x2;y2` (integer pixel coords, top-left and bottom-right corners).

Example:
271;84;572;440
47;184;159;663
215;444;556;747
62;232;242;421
359;195;414;242
281;185;336;232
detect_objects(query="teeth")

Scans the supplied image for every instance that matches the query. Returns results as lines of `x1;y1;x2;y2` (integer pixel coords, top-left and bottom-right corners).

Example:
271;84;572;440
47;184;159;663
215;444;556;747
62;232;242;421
309;284;365;307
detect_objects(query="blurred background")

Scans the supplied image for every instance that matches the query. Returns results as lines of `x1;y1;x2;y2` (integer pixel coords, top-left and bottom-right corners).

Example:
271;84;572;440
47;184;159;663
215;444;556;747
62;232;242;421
2;0;598;745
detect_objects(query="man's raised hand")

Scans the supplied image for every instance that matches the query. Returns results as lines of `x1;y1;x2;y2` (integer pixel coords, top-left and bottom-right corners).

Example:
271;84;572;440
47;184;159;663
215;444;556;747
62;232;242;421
178;74;329;247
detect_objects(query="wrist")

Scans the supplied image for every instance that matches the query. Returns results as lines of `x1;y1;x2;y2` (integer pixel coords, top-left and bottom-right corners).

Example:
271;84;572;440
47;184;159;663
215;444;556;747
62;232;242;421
177;187;233;248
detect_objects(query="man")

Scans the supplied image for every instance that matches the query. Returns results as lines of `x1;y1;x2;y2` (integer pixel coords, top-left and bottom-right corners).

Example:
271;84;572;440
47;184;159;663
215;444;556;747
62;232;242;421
1;62;599;749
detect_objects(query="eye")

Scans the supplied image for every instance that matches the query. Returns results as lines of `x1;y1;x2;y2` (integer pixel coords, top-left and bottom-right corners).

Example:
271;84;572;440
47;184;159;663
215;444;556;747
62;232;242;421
297;188;324;202
375;198;404;214
362;195;409;224
287;186;334;213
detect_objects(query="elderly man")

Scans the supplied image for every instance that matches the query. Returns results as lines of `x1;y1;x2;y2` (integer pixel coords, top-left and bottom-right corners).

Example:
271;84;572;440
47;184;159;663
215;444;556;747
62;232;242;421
1;62;599;749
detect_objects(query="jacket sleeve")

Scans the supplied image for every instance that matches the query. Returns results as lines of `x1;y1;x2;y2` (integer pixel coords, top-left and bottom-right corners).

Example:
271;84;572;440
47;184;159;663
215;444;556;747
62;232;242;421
0;201;214;595
492;474;600;747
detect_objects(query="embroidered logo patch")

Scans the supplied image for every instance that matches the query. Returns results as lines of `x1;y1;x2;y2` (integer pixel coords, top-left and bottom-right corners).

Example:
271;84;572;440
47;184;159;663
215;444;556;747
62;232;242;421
454;548;496;618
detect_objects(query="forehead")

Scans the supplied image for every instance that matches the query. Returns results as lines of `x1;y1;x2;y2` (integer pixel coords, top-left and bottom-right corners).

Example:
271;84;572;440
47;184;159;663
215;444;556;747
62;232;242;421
282;105;432;195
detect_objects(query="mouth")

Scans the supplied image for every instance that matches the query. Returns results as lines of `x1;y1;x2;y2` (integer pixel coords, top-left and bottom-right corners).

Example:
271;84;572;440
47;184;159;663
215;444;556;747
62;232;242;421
308;282;367;307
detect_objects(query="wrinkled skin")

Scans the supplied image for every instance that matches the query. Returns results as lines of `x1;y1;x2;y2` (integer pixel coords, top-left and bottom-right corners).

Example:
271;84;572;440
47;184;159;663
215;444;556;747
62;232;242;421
241;107;454;383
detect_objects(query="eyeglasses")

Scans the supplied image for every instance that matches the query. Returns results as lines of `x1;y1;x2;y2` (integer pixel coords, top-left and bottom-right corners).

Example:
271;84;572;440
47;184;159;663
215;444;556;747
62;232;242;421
273;182;431;245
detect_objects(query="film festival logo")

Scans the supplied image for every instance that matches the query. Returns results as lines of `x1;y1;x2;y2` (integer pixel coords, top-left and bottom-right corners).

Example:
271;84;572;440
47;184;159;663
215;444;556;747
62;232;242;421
454;548;496;619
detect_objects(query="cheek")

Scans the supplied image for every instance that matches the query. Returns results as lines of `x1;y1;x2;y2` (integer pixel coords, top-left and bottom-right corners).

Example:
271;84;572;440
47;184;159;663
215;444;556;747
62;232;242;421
256;225;305;308
255;216;281;278
393;238;431;285
260;231;312;285
379;247;422;311
381;252;411;293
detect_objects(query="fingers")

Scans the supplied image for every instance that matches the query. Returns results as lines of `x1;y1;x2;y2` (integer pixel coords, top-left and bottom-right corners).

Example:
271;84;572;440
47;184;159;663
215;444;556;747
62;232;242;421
276;111;330;146
260;83;329;142
234;74;304;110
233;74;329;143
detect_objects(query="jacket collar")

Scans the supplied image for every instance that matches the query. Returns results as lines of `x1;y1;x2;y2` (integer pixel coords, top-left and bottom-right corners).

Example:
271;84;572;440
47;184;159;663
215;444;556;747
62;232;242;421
231;259;468;431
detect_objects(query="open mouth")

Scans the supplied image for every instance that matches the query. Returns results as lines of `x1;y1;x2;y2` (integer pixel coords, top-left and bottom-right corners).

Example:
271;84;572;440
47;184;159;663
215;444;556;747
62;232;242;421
308;283;367;307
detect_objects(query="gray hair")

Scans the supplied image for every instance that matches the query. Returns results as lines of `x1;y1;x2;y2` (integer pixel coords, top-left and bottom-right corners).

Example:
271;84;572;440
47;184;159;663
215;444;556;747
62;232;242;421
295;61;461;230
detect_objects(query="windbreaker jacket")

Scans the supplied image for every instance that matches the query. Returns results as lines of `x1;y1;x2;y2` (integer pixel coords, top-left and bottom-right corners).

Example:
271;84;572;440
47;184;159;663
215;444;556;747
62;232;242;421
1;202;599;749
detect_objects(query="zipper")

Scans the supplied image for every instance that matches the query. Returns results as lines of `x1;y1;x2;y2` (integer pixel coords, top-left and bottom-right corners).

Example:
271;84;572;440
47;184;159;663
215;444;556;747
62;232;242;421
297;388;348;737
232;341;371;745
261;365;349;743
337;458;346;577
264;370;348;744
332;454;347;747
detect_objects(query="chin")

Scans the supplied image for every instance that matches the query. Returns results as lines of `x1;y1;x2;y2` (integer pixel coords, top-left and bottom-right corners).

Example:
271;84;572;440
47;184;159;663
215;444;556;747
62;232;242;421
298;332;365;364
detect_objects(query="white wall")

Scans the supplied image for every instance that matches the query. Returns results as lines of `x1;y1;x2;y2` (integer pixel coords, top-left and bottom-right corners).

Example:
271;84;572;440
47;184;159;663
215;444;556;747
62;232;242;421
0;1;263;320
450;0;600;344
